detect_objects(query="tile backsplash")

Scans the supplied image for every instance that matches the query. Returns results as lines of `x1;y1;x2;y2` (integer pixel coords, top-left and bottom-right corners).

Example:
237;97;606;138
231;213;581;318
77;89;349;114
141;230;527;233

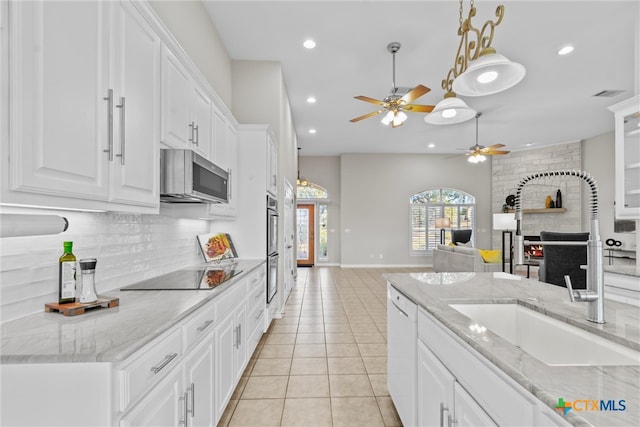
0;208;210;323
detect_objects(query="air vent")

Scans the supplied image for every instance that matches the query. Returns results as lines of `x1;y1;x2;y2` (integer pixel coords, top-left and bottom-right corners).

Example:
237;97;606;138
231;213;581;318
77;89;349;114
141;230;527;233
593;90;625;98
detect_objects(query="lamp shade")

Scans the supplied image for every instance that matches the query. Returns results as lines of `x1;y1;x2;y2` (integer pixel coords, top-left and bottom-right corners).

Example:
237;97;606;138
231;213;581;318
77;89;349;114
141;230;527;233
424;94;477;125
493;213;516;230
452;52;526;97
435;218;451;229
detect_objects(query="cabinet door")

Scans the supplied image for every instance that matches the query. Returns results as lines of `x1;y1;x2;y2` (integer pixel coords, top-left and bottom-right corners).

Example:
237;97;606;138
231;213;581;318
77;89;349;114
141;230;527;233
454;382;497;427
214;311;236;422
192;84;213;159
184;336;215;427
417;340;455;427
234;303;248;383
266;134;278;196
160;45;192;148
120;367;183;427
8;0;110;200
110;0;160;207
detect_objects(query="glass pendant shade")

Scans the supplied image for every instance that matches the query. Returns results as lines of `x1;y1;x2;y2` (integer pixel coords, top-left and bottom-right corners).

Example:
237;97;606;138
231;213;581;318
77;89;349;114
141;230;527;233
453;51;526;97
467;153;487;163
381;110;394;126
425;94;476;125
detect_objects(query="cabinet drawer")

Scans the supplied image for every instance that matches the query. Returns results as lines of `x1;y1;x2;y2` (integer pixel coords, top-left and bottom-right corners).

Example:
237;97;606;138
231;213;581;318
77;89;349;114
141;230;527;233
119;328;182;412
215;279;246;321
247;302;265;337
246;267;266;294
247;318;264;357
183;302;216;351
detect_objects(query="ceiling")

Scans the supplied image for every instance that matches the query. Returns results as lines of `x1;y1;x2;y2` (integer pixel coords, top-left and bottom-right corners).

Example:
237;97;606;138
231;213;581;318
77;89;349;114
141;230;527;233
203;1;638;156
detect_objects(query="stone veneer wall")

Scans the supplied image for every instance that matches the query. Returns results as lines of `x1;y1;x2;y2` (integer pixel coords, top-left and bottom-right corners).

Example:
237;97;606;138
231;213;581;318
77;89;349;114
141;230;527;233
0;209;209;323
492;142;583;249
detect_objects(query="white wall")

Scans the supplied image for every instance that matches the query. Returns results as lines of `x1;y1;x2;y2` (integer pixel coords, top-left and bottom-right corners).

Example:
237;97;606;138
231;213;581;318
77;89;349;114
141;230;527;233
0;208;208;322
340;153;493;266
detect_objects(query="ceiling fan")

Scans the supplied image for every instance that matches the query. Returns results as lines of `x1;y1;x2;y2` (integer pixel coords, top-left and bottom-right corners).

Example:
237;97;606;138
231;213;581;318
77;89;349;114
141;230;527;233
350;42;435;128
465;113;510;163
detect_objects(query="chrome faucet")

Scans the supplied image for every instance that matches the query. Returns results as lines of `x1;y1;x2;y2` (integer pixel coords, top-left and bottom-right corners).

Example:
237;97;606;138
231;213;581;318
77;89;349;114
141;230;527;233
513;170;605;324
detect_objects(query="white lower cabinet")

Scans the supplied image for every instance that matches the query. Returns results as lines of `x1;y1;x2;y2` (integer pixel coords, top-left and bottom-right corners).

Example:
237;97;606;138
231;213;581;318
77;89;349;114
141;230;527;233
387;301;572;427
417;339;496;427
119;367;184;427
0;265;267;427
183;334;215;427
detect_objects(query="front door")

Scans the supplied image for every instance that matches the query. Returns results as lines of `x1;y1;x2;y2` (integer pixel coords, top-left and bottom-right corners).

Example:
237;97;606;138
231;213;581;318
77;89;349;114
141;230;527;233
296;204;314;267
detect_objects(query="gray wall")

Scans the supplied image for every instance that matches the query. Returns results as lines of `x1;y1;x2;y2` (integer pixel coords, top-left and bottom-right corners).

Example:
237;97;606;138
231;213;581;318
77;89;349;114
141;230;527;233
340;153;493;266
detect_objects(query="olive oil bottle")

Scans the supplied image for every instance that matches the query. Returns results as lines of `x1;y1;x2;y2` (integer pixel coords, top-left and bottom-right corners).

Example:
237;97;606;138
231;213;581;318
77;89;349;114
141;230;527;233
58;241;77;304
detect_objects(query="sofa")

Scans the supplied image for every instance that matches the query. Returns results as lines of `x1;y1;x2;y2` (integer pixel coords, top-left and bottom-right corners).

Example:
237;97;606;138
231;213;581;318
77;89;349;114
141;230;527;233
433;244;503;273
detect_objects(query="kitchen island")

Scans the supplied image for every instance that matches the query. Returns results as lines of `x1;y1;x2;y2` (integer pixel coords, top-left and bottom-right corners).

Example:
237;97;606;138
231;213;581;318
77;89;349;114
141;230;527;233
1;259;266;426
385;271;639;427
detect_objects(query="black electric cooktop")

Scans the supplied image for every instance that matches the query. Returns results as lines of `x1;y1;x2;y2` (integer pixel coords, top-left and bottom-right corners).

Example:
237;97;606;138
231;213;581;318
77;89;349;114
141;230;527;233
121;264;243;291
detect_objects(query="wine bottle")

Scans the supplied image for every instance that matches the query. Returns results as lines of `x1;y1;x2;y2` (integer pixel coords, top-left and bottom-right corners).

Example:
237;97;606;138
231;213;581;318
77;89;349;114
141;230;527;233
58;241;77;304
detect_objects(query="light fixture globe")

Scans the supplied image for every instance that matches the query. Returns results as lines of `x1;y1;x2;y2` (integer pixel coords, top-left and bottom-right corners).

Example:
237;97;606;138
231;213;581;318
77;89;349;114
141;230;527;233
425;93;477;125
453;50;526;97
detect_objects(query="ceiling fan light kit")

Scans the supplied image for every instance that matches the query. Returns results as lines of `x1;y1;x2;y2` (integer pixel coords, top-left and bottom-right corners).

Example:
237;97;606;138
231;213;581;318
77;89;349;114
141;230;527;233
465;112;511;164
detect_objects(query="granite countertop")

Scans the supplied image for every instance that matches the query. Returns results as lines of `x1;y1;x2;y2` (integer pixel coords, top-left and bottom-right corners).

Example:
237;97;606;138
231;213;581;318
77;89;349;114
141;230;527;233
384;271;640;427
0;259;265;365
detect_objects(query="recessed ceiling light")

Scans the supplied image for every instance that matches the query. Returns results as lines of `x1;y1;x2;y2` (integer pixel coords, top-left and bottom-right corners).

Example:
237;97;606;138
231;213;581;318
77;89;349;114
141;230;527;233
557;45;574;55
307;96;317;104
303;39;316;49
427;143;436;149
308;129;317;134
525;143;534;147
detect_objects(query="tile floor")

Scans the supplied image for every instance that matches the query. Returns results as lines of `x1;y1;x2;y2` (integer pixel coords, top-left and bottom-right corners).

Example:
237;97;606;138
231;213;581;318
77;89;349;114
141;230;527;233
217;266;426;427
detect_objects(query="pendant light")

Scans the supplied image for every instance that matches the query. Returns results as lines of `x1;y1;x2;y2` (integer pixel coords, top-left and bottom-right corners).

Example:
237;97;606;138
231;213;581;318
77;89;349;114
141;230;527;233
439;0;526;100
425;91;476;125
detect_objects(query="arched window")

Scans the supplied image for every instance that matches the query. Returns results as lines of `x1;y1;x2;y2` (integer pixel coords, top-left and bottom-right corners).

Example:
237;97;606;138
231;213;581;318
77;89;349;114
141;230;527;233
409;188;476;255
297;182;327;199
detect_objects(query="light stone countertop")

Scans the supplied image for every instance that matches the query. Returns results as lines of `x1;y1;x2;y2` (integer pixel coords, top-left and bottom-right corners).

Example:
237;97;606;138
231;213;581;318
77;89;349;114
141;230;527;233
384;271;640;427
0;259;265;364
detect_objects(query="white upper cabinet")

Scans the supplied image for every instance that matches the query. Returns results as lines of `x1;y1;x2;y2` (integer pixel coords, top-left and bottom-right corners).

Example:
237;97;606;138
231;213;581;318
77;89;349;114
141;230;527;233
266;133;278;196
7;0;111;200
609;95;640;219
160;45;214;159
4;0;160;211
110;0;161;207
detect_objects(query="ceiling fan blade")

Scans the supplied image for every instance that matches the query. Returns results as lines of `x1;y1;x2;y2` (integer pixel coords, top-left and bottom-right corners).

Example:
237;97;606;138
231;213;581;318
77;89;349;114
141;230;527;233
400;84;430;104
485;143;506;149
354;95;386;106
350;110;384;123
404;104;434;113
485;150;510;155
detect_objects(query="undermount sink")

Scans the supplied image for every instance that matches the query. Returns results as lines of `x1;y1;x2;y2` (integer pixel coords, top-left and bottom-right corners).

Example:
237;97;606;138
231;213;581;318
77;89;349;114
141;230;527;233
449;303;640;366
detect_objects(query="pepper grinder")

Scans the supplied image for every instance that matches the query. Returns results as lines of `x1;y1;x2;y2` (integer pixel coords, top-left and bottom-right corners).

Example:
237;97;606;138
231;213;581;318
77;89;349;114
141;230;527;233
78;258;98;303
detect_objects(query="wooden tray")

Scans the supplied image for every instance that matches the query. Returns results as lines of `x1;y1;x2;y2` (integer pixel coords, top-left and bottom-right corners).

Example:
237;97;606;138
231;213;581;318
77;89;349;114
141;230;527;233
45;296;119;316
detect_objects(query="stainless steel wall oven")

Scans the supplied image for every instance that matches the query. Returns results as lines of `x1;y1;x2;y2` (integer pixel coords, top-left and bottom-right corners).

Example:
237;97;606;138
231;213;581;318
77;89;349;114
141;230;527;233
267;194;278;303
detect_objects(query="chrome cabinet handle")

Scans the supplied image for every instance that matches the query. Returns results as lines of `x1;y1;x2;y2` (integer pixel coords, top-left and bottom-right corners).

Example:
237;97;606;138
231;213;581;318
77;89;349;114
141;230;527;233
255;309;263;321
447;413;457;427
440;402;448;427
391;300;409;318
116;96;125;165
103;89;113;161
189;382;195;418
228;168;232;200
179;391;188;426
197;320;213;333
189;122;195;143
238;324;242;347
149;352;178;374
194;125;199;146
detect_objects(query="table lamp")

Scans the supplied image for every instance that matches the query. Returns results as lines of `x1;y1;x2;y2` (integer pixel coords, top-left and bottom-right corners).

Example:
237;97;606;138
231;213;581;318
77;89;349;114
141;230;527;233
435;218;451;245
493;213;517;273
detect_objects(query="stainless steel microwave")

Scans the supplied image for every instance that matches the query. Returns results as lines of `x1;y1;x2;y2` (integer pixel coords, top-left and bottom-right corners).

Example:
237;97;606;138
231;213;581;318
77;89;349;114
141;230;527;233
160;149;229;204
